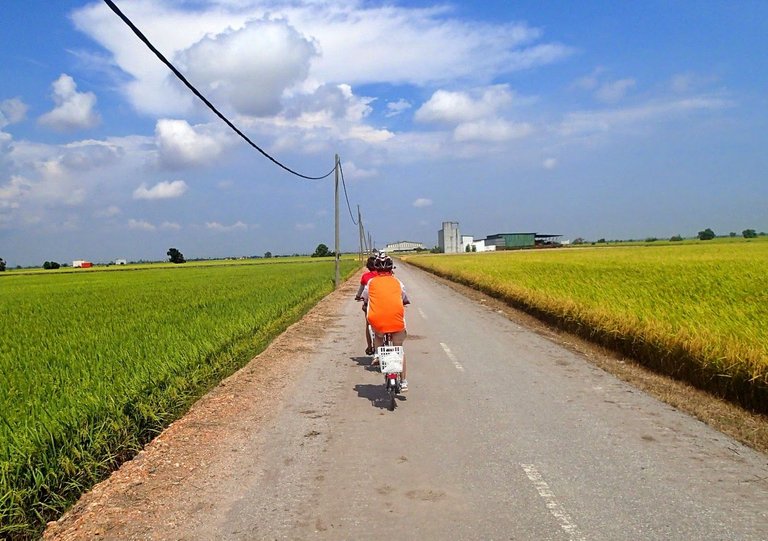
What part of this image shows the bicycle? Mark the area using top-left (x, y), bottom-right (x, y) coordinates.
top-left (375, 332), bottom-right (405, 411)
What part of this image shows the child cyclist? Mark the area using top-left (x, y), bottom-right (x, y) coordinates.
top-left (354, 255), bottom-right (378, 355)
top-left (361, 253), bottom-right (411, 391)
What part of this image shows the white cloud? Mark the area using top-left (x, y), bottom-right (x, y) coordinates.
top-left (160, 221), bottom-right (181, 230)
top-left (179, 19), bottom-right (317, 117)
top-left (386, 99), bottom-right (412, 117)
top-left (155, 119), bottom-right (225, 169)
top-left (128, 218), bottom-right (156, 231)
top-left (205, 221), bottom-right (248, 232)
top-left (72, 1), bottom-right (572, 118)
top-left (38, 74), bottom-right (100, 131)
top-left (543, 158), bottom-right (558, 170)
top-left (413, 198), bottom-right (432, 208)
top-left (453, 119), bottom-right (532, 142)
top-left (558, 96), bottom-right (734, 136)
top-left (295, 222), bottom-right (315, 231)
top-left (596, 78), bottom-right (636, 103)
top-left (340, 161), bottom-right (377, 180)
top-left (133, 180), bottom-right (188, 200)
top-left (0, 98), bottom-right (28, 128)
top-left (415, 86), bottom-right (514, 125)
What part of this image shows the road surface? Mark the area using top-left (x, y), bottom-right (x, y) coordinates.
top-left (47, 262), bottom-right (768, 540)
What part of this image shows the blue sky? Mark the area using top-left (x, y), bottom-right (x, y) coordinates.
top-left (1, 0), bottom-right (766, 266)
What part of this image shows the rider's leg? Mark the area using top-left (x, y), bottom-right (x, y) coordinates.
top-left (392, 329), bottom-right (407, 380)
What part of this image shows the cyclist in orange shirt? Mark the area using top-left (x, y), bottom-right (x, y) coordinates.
top-left (362, 253), bottom-right (411, 391)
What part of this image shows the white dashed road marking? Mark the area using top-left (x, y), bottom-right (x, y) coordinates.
top-left (521, 464), bottom-right (586, 541)
top-left (440, 342), bottom-right (465, 372)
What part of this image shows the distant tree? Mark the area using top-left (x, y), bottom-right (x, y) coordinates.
top-left (311, 243), bottom-right (331, 257)
top-left (572, 237), bottom-right (586, 245)
top-left (670, 235), bottom-right (683, 242)
top-left (729, 232), bottom-right (737, 238)
top-left (697, 228), bottom-right (716, 241)
top-left (43, 261), bottom-right (60, 270)
top-left (645, 237), bottom-right (658, 242)
top-left (264, 251), bottom-right (273, 258)
top-left (167, 248), bottom-right (186, 264)
top-left (742, 229), bottom-right (757, 239)
top-left (0, 257), bottom-right (5, 272)
top-left (465, 244), bottom-right (471, 252)
top-left (471, 245), bottom-right (477, 252)
top-left (597, 238), bottom-right (606, 243)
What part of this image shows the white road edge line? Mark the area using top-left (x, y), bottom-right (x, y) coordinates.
top-left (520, 464), bottom-right (586, 541)
top-left (440, 342), bottom-right (465, 372)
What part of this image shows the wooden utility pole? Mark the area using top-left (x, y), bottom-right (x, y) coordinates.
top-left (334, 154), bottom-right (340, 289)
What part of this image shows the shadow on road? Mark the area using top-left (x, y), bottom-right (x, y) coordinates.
top-left (354, 384), bottom-right (406, 409)
top-left (349, 356), bottom-right (380, 372)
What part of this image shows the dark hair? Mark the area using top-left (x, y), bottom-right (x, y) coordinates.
top-left (366, 256), bottom-right (376, 270)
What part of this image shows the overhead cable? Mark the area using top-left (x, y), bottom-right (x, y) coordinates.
top-left (338, 160), bottom-right (358, 226)
top-left (102, 0), bottom-right (335, 181)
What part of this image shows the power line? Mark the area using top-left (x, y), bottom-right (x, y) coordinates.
top-left (338, 160), bottom-right (358, 226)
top-left (102, 0), bottom-right (335, 181)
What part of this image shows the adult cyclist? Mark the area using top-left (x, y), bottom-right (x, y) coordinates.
top-left (362, 253), bottom-right (411, 391)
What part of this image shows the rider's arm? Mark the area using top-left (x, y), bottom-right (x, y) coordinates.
top-left (399, 279), bottom-right (410, 305)
top-left (354, 282), bottom-right (365, 300)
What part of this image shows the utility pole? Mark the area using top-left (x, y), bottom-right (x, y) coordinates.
top-left (334, 154), bottom-right (340, 289)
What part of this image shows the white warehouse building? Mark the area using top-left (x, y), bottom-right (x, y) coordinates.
top-left (385, 240), bottom-right (426, 252)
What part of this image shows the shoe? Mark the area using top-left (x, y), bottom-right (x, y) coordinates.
top-left (400, 379), bottom-right (408, 392)
top-left (365, 346), bottom-right (375, 356)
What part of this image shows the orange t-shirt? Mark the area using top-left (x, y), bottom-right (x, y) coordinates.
top-left (365, 274), bottom-right (406, 333)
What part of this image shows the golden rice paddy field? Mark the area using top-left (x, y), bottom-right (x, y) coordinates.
top-left (404, 239), bottom-right (768, 412)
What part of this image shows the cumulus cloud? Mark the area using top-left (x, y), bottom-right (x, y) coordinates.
top-left (72, 1), bottom-right (572, 118)
top-left (413, 198), bottom-right (432, 208)
top-left (0, 98), bottom-right (28, 128)
top-left (133, 180), bottom-right (188, 200)
top-left (206, 221), bottom-right (248, 232)
top-left (160, 221), bottom-right (181, 230)
top-left (38, 74), bottom-right (100, 131)
top-left (178, 19), bottom-right (317, 117)
top-left (128, 218), bottom-right (156, 231)
top-left (415, 86), bottom-right (514, 125)
top-left (155, 119), bottom-right (225, 169)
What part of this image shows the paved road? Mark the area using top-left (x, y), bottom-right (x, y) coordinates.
top-left (144, 262), bottom-right (768, 540)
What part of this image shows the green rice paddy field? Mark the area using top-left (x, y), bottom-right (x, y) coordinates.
top-left (0, 257), bottom-right (357, 539)
top-left (404, 239), bottom-right (768, 412)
